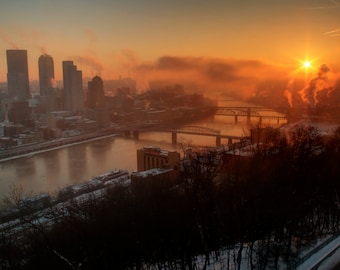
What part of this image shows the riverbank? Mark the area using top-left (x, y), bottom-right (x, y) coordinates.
top-left (0, 131), bottom-right (118, 163)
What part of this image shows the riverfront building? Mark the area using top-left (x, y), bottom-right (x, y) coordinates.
top-left (6, 49), bottom-right (30, 101)
top-left (136, 146), bottom-right (180, 172)
top-left (62, 61), bottom-right (83, 113)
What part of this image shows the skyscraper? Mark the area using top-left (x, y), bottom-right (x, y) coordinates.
top-left (62, 61), bottom-right (83, 113)
top-left (6, 49), bottom-right (30, 101)
top-left (86, 75), bottom-right (105, 108)
top-left (38, 54), bottom-right (55, 96)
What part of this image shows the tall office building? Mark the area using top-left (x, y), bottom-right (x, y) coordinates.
top-left (38, 54), bottom-right (55, 96)
top-left (6, 49), bottom-right (30, 101)
top-left (62, 61), bottom-right (83, 113)
top-left (86, 75), bottom-right (105, 108)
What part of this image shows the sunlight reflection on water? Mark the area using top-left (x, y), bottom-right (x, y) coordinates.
top-left (0, 100), bottom-right (286, 199)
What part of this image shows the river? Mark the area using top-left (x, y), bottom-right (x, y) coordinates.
top-left (0, 99), bottom-right (286, 199)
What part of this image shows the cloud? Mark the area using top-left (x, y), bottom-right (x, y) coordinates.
top-left (324, 27), bottom-right (340, 38)
top-left (133, 55), bottom-right (289, 99)
top-left (306, 0), bottom-right (340, 10)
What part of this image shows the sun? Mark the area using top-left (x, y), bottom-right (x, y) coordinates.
top-left (303, 61), bottom-right (311, 69)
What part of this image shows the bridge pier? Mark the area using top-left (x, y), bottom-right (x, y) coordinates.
top-left (234, 115), bottom-right (238, 124)
top-left (247, 108), bottom-right (251, 124)
top-left (172, 131), bottom-right (177, 144)
top-left (228, 138), bottom-right (233, 145)
top-left (124, 130), bottom-right (130, 138)
top-left (133, 130), bottom-right (139, 140)
top-left (216, 135), bottom-right (221, 147)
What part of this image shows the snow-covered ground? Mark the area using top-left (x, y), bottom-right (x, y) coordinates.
top-left (297, 235), bottom-right (340, 270)
top-left (319, 246), bottom-right (340, 269)
top-left (0, 170), bottom-right (131, 237)
top-left (145, 235), bottom-right (340, 270)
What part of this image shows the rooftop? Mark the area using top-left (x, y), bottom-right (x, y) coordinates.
top-left (132, 168), bottom-right (173, 178)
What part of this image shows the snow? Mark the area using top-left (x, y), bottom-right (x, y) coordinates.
top-left (297, 235), bottom-right (340, 270)
top-left (141, 235), bottom-right (340, 270)
top-left (319, 246), bottom-right (340, 269)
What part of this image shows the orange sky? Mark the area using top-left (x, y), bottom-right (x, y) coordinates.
top-left (1, 0), bottom-right (340, 89)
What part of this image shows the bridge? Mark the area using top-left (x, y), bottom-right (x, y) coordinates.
top-left (216, 106), bottom-right (287, 124)
top-left (122, 125), bottom-right (245, 147)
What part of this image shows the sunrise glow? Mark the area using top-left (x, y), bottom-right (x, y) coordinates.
top-left (303, 61), bottom-right (311, 69)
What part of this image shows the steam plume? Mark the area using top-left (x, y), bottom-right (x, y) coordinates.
top-left (40, 46), bottom-right (47, 55)
top-left (299, 64), bottom-right (334, 108)
top-left (284, 78), bottom-right (294, 108)
top-left (0, 28), bottom-right (18, 49)
top-left (71, 55), bottom-right (103, 76)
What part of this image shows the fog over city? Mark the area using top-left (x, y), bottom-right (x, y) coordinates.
top-left (0, 0), bottom-right (340, 269)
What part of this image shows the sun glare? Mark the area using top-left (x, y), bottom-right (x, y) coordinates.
top-left (303, 61), bottom-right (311, 69)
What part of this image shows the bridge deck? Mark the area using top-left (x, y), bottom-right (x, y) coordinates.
top-left (216, 106), bottom-right (287, 119)
top-left (136, 126), bottom-right (245, 140)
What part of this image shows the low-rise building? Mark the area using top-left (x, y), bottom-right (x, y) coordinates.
top-left (133, 146), bottom-right (181, 194)
top-left (131, 168), bottom-right (180, 195)
top-left (136, 146), bottom-right (180, 172)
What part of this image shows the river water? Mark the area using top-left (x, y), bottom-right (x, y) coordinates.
top-left (0, 99), bottom-right (286, 199)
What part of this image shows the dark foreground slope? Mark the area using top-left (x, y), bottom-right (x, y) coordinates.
top-left (1, 124), bottom-right (340, 269)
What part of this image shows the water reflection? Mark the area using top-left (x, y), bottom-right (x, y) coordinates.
top-left (0, 101), bottom-right (287, 199)
top-left (67, 145), bottom-right (87, 184)
top-left (88, 137), bottom-right (113, 166)
top-left (15, 157), bottom-right (36, 178)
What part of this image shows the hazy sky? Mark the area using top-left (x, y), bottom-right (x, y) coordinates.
top-left (1, 0), bottom-right (340, 85)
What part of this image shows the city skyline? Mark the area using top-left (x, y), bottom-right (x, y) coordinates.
top-left (1, 0), bottom-right (340, 89)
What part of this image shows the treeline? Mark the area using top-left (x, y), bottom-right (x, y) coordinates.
top-left (0, 123), bottom-right (340, 269)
